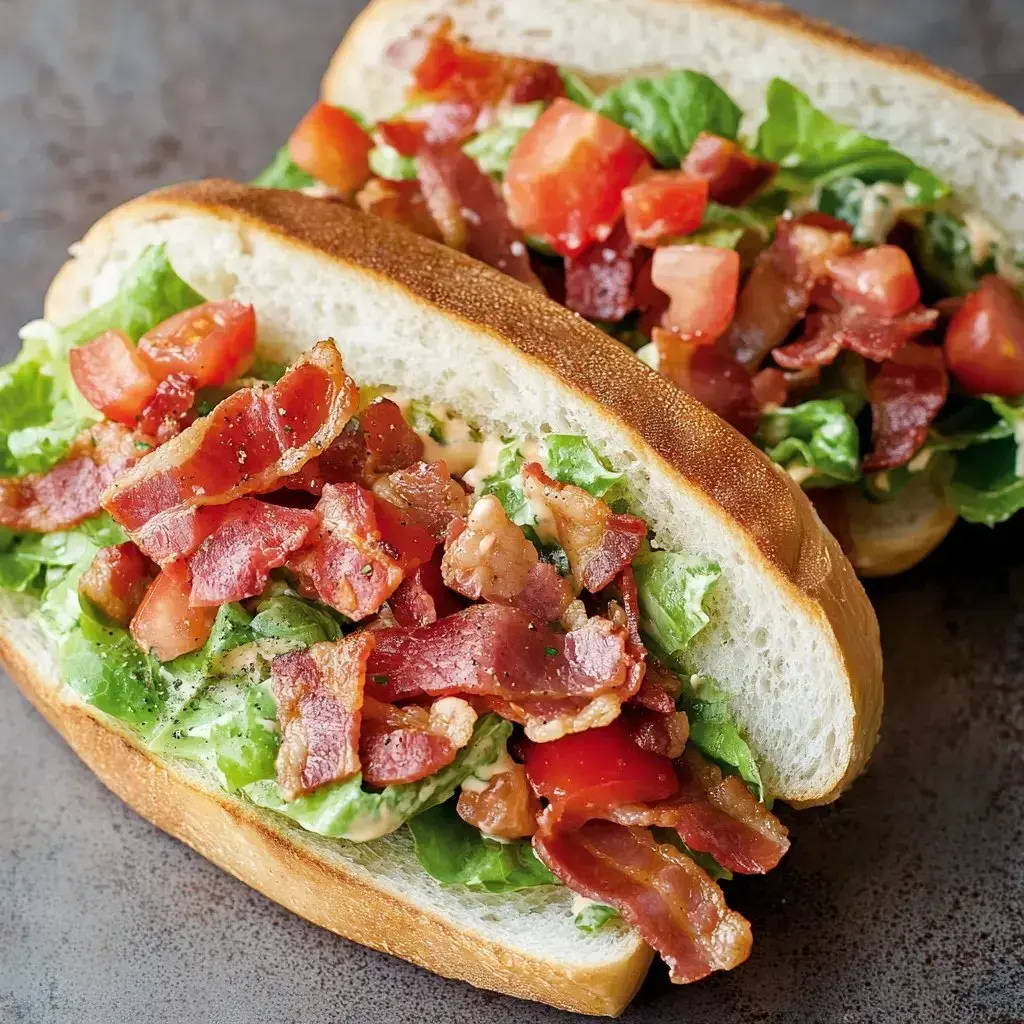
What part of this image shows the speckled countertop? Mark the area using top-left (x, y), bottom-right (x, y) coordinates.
top-left (1, 2), bottom-right (1022, 1021)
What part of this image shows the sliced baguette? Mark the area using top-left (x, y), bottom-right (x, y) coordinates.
top-left (6, 181), bottom-right (881, 1013)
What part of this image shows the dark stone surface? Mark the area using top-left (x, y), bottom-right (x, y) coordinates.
top-left (1, 2), bottom-right (1022, 1021)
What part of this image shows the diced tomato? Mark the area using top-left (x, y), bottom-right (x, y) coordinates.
top-left (622, 172), bottom-right (709, 247)
top-left (651, 246), bottom-right (740, 343)
top-left (504, 98), bottom-right (650, 257)
top-left (69, 330), bottom-right (159, 424)
top-left (79, 542), bottom-right (157, 626)
top-left (944, 275), bottom-right (1024, 396)
top-left (523, 718), bottom-right (677, 809)
top-left (138, 300), bottom-right (256, 388)
top-left (682, 133), bottom-right (777, 206)
top-left (827, 245), bottom-right (921, 318)
top-left (289, 101), bottom-right (373, 195)
top-left (129, 571), bottom-right (217, 662)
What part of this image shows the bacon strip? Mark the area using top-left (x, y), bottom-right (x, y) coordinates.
top-left (0, 422), bottom-right (138, 533)
top-left (272, 633), bottom-right (375, 800)
top-left (372, 460), bottom-right (469, 541)
top-left (137, 373), bottom-right (197, 444)
top-left (104, 341), bottom-right (358, 531)
top-left (534, 818), bottom-right (752, 983)
top-left (355, 178), bottom-right (445, 242)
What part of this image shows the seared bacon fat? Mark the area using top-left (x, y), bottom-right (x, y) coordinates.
top-left (272, 633), bottom-right (375, 800)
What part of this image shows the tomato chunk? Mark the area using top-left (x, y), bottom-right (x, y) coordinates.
top-left (130, 571), bottom-right (216, 662)
top-left (827, 245), bottom-right (921, 318)
top-left (945, 275), bottom-right (1024, 396)
top-left (623, 172), bottom-right (709, 246)
top-left (651, 245), bottom-right (740, 343)
top-left (138, 300), bottom-right (256, 389)
top-left (289, 101), bottom-right (373, 195)
top-left (79, 542), bottom-right (157, 626)
top-left (682, 132), bottom-right (777, 206)
top-left (504, 98), bottom-right (650, 257)
top-left (69, 330), bottom-right (159, 424)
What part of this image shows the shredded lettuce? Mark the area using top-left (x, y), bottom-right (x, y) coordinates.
top-left (632, 550), bottom-right (720, 659)
top-left (252, 146), bottom-right (316, 190)
top-left (463, 102), bottom-right (544, 177)
top-left (757, 399), bottom-right (861, 487)
top-left (368, 144), bottom-right (418, 181)
top-left (409, 800), bottom-right (557, 892)
top-left (574, 903), bottom-right (621, 932)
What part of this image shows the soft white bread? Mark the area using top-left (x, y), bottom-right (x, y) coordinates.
top-left (3, 182), bottom-right (881, 1013)
top-left (325, 0), bottom-right (1024, 238)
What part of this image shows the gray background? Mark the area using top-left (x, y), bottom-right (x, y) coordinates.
top-left (1, 2), bottom-right (1022, 1021)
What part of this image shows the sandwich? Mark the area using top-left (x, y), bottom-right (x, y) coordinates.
top-left (255, 0), bottom-right (1024, 578)
top-left (0, 181), bottom-right (880, 1015)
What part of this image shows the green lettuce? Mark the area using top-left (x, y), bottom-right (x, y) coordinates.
top-left (368, 144), bottom-right (418, 181)
top-left (560, 71), bottom-right (598, 108)
top-left (632, 550), bottom-right (720, 658)
top-left (479, 441), bottom-right (532, 525)
top-left (542, 434), bottom-right (623, 498)
top-left (409, 800), bottom-right (557, 892)
top-left (575, 903), bottom-right (621, 932)
top-left (252, 146), bottom-right (316, 190)
top-left (757, 399), bottom-right (860, 487)
top-left (916, 211), bottom-right (994, 297)
top-left (248, 593), bottom-right (347, 647)
top-left (463, 103), bottom-right (544, 177)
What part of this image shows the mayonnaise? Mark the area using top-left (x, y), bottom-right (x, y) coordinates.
top-left (459, 747), bottom-right (515, 794)
top-left (342, 807), bottom-right (405, 842)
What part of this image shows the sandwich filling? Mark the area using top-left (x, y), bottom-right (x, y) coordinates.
top-left (0, 245), bottom-right (789, 983)
top-left (257, 17), bottom-right (1024, 541)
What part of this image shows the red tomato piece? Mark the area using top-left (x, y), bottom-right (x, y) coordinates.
top-left (289, 101), bottom-right (373, 195)
top-left (129, 571), bottom-right (217, 662)
top-left (651, 245), bottom-right (740, 343)
top-left (69, 330), bottom-right (159, 424)
top-left (827, 245), bottom-right (921, 318)
top-left (138, 300), bottom-right (256, 389)
top-left (79, 542), bottom-right (157, 626)
top-left (945, 275), bottom-right (1024, 396)
top-left (622, 172), bottom-right (709, 247)
top-left (504, 98), bottom-right (650, 257)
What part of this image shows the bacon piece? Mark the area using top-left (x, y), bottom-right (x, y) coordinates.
top-left (288, 483), bottom-right (436, 621)
top-left (682, 133), bottom-right (777, 206)
top-left (722, 216), bottom-right (854, 370)
top-left (372, 460), bottom-right (469, 540)
top-left (366, 603), bottom-right (630, 703)
top-left (442, 495), bottom-right (574, 622)
top-left (534, 819), bottom-right (752, 983)
top-left (862, 342), bottom-right (949, 471)
top-left (563, 220), bottom-right (646, 321)
top-left (519, 463), bottom-right (646, 593)
top-left (416, 146), bottom-right (542, 288)
top-left (486, 690), bottom-right (626, 744)
top-left (631, 662), bottom-right (682, 714)
top-left (104, 341), bottom-right (358, 531)
top-left (457, 759), bottom-right (541, 839)
top-left (272, 633), bottom-right (375, 800)
top-left (282, 419), bottom-right (370, 495)
top-left (136, 373), bottom-right (197, 444)
top-left (78, 542), bottom-right (157, 626)
top-left (360, 398), bottom-right (425, 478)
top-left (773, 304), bottom-right (939, 370)
top-left (359, 694), bottom-right (476, 786)
top-left (388, 554), bottom-right (464, 627)
top-left (0, 422), bottom-right (138, 534)
top-left (355, 177), bottom-right (444, 241)
top-left (187, 500), bottom-right (320, 606)
top-left (623, 708), bottom-right (690, 759)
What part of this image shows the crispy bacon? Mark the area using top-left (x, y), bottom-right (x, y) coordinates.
top-left (534, 818), bottom-right (752, 982)
top-left (283, 419), bottom-right (369, 495)
top-left (631, 662), bottom-right (682, 714)
top-left (0, 421), bottom-right (138, 533)
top-left (288, 483), bottom-right (435, 621)
top-left (623, 708), bottom-right (690, 759)
top-left (388, 554), bottom-right (464, 626)
top-left (366, 603), bottom-right (630, 704)
top-left (272, 633), bottom-right (375, 800)
top-left (78, 542), bottom-right (157, 626)
top-left (372, 460), bottom-right (469, 540)
top-left (682, 133), bottom-right (777, 206)
top-left (862, 342), bottom-right (949, 471)
top-left (519, 463), bottom-right (646, 592)
top-left (355, 177), bottom-right (444, 241)
top-left (136, 373), bottom-right (197, 444)
top-left (187, 500), bottom-right (320, 606)
top-left (563, 220), bottom-right (646, 321)
top-left (360, 398), bottom-right (425, 478)
top-left (486, 690), bottom-right (626, 743)
top-left (457, 759), bottom-right (541, 839)
top-left (104, 341), bottom-right (358, 531)
top-left (442, 495), bottom-right (574, 622)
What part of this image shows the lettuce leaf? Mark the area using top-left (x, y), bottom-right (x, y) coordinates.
top-left (542, 434), bottom-right (623, 498)
top-left (632, 551), bottom-right (720, 658)
top-left (463, 102), bottom-right (544, 177)
top-left (946, 435), bottom-right (1024, 526)
top-left (757, 399), bottom-right (860, 487)
top-left (252, 146), bottom-right (316, 190)
top-left (479, 441), bottom-right (532, 525)
top-left (248, 593), bottom-right (347, 647)
top-left (368, 144), bottom-right (418, 181)
top-left (916, 211), bottom-right (994, 297)
top-left (575, 903), bottom-right (621, 932)
top-left (409, 800), bottom-right (557, 892)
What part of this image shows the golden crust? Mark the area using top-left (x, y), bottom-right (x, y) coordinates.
top-left (0, 624), bottom-right (653, 1016)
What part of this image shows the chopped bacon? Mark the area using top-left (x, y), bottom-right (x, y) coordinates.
top-left (862, 342), bottom-right (949, 472)
top-left (372, 460), bottom-right (469, 540)
top-left (534, 819), bottom-right (752, 983)
top-left (457, 759), bottom-right (541, 839)
top-left (519, 463), bottom-right (646, 592)
top-left (359, 694), bottom-right (476, 786)
top-left (187, 500), bottom-right (320, 606)
top-left (682, 133), bottom-right (777, 206)
top-left (623, 708), bottom-right (690, 759)
top-left (132, 502), bottom-right (231, 574)
top-left (631, 662), bottom-right (682, 714)
top-left (366, 603), bottom-right (630, 704)
top-left (442, 495), bottom-right (574, 622)
top-left (283, 420), bottom-right (370, 495)
top-left (104, 341), bottom-right (358, 531)
top-left (360, 398), bottom-right (425, 478)
top-left (416, 146), bottom-right (542, 288)
top-left (78, 542), bottom-right (157, 626)
top-left (377, 104), bottom-right (476, 152)
top-left (355, 178), bottom-right (444, 242)
top-left (772, 304), bottom-right (939, 370)
top-left (288, 483), bottom-right (435, 621)
top-left (486, 690), bottom-right (626, 743)
top-left (136, 373), bottom-right (197, 444)
top-left (388, 554), bottom-right (465, 627)
top-left (272, 633), bottom-right (375, 800)
top-left (130, 570), bottom-right (217, 662)
top-left (0, 422), bottom-right (138, 533)
top-left (563, 220), bottom-right (646, 321)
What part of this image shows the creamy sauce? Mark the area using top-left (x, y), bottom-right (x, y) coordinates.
top-left (459, 747), bottom-right (515, 794)
top-left (571, 894), bottom-right (601, 916)
top-left (462, 436), bottom-right (505, 491)
top-left (213, 637), bottom-right (299, 678)
top-left (635, 342), bottom-right (659, 371)
top-left (342, 807), bottom-right (405, 842)
top-left (907, 447), bottom-right (934, 474)
top-left (855, 182), bottom-right (912, 245)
